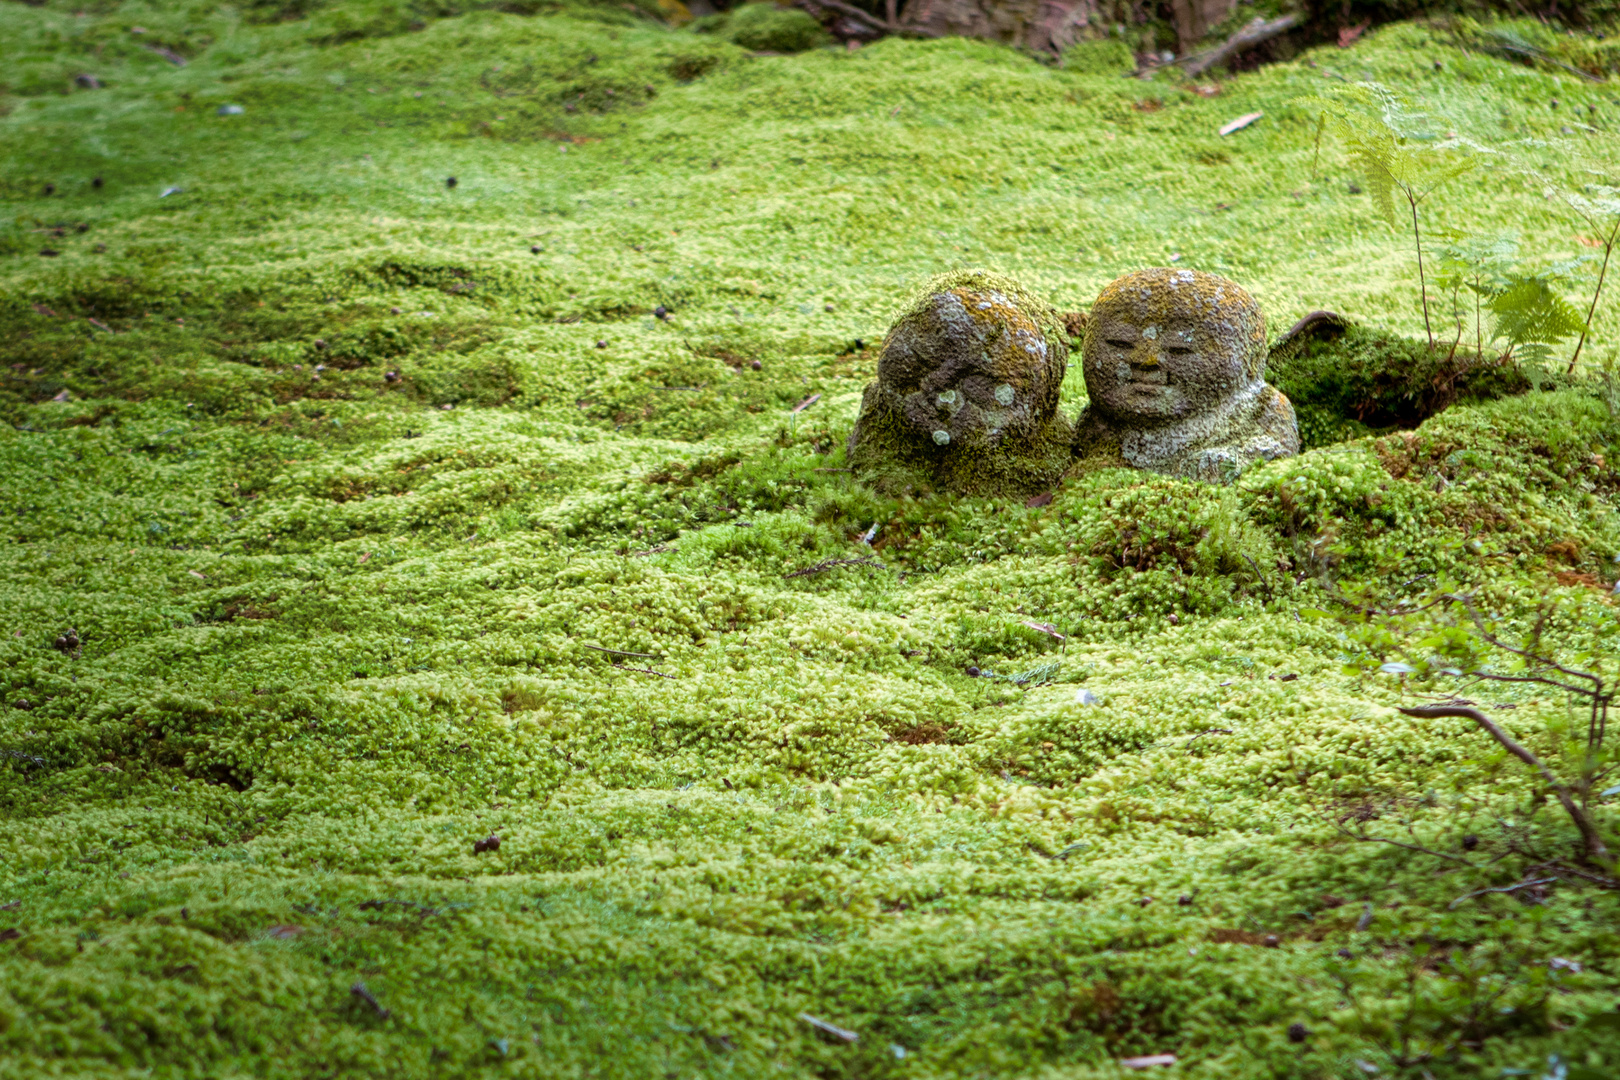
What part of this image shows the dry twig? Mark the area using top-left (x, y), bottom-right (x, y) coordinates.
top-left (784, 556), bottom-right (886, 579)
top-left (614, 664), bottom-right (674, 679)
top-left (1180, 14), bottom-right (1301, 78)
top-left (582, 644), bottom-right (660, 659)
top-left (1448, 876), bottom-right (1557, 910)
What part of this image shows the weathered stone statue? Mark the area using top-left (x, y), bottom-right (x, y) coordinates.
top-left (847, 269), bottom-right (1073, 496)
top-left (1072, 267), bottom-right (1299, 482)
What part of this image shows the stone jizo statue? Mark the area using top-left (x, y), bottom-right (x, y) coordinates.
top-left (846, 269), bottom-right (1073, 495)
top-left (1072, 267), bottom-right (1298, 482)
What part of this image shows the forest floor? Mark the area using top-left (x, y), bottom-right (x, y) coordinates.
top-left (2, 2), bottom-right (1619, 1077)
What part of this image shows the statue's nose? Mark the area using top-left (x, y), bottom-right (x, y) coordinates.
top-left (1133, 345), bottom-right (1160, 369)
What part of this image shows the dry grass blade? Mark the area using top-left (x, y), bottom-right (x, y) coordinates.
top-left (799, 1013), bottom-right (858, 1042)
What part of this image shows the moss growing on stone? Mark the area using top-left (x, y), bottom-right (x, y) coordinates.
top-left (847, 269), bottom-right (1074, 496)
top-left (1073, 267), bottom-right (1299, 483)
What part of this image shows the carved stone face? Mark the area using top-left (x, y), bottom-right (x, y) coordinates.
top-left (878, 287), bottom-right (1064, 450)
top-left (1082, 268), bottom-right (1266, 425)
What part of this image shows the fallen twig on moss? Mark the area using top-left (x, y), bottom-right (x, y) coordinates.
top-left (1448, 876), bottom-right (1556, 909)
top-left (613, 664), bottom-right (673, 679)
top-left (799, 1013), bottom-right (859, 1042)
top-left (1180, 14), bottom-right (1301, 78)
top-left (350, 982), bottom-right (390, 1019)
top-left (784, 556), bottom-right (886, 578)
top-left (358, 899), bottom-right (441, 916)
top-left (1471, 32), bottom-right (1603, 83)
top-left (582, 644), bottom-right (660, 659)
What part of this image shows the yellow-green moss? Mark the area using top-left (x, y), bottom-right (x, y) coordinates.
top-left (1, 5), bottom-right (1619, 1077)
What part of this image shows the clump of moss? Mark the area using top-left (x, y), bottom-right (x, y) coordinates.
top-left (1451, 16), bottom-right (1620, 80)
top-left (4, 7), bottom-right (1620, 1077)
top-left (1267, 318), bottom-right (1529, 449)
top-left (692, 2), bottom-right (829, 52)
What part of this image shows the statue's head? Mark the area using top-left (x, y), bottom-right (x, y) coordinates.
top-left (877, 270), bottom-right (1067, 451)
top-left (1082, 268), bottom-right (1266, 425)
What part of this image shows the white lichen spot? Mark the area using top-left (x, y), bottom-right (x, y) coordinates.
top-left (937, 389), bottom-right (958, 407)
top-left (994, 383), bottom-right (1015, 406)
top-left (1142, 325), bottom-right (1159, 340)
top-left (932, 429), bottom-right (951, 446)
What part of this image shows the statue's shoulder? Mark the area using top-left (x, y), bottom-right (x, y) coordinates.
top-left (1252, 382), bottom-right (1301, 455)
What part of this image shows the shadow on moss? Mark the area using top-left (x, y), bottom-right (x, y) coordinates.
top-left (1267, 312), bottom-right (1530, 449)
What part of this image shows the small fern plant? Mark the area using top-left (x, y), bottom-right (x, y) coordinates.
top-left (1487, 268), bottom-right (1589, 389)
top-left (1548, 181), bottom-right (1620, 373)
top-left (1292, 82), bottom-right (1482, 349)
top-left (1434, 230), bottom-right (1519, 361)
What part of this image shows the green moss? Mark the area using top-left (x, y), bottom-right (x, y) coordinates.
top-left (1268, 321), bottom-right (1531, 449)
top-left (709, 2), bottom-right (830, 53)
top-left (1, 6), bottom-right (1620, 1077)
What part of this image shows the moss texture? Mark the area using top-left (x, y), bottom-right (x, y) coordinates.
top-left (2, 3), bottom-right (1620, 1077)
top-left (1269, 320), bottom-right (1534, 448)
top-left (848, 269), bottom-right (1074, 496)
top-left (696, 2), bottom-right (831, 52)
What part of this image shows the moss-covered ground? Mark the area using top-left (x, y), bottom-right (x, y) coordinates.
top-left (3, 3), bottom-right (1620, 1076)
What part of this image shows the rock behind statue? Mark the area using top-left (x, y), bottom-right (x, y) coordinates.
top-left (847, 269), bottom-right (1073, 496)
top-left (1073, 267), bottom-right (1298, 482)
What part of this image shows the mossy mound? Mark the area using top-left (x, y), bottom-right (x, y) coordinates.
top-left (692, 2), bottom-right (830, 52)
top-left (1267, 318), bottom-right (1531, 449)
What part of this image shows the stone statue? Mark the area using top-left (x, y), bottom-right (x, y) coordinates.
top-left (846, 269), bottom-right (1073, 496)
top-left (1072, 267), bottom-right (1299, 482)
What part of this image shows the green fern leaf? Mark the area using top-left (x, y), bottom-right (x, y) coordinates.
top-left (1488, 275), bottom-right (1587, 352)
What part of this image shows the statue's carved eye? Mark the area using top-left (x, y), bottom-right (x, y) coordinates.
top-left (1105, 339), bottom-right (1133, 349)
top-left (1164, 345), bottom-right (1194, 356)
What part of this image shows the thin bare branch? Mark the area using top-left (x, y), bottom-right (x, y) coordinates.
top-left (613, 664), bottom-right (673, 679)
top-left (1336, 819), bottom-right (1479, 866)
top-left (1446, 594), bottom-right (1605, 693)
top-left (1399, 704), bottom-right (1611, 869)
top-left (582, 644), bottom-right (660, 659)
top-left (1448, 876), bottom-right (1557, 909)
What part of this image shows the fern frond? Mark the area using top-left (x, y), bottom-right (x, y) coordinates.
top-left (1488, 275), bottom-right (1588, 349)
top-left (1289, 83), bottom-right (1474, 224)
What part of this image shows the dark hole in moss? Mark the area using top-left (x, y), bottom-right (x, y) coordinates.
top-left (1268, 313), bottom-right (1529, 449)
